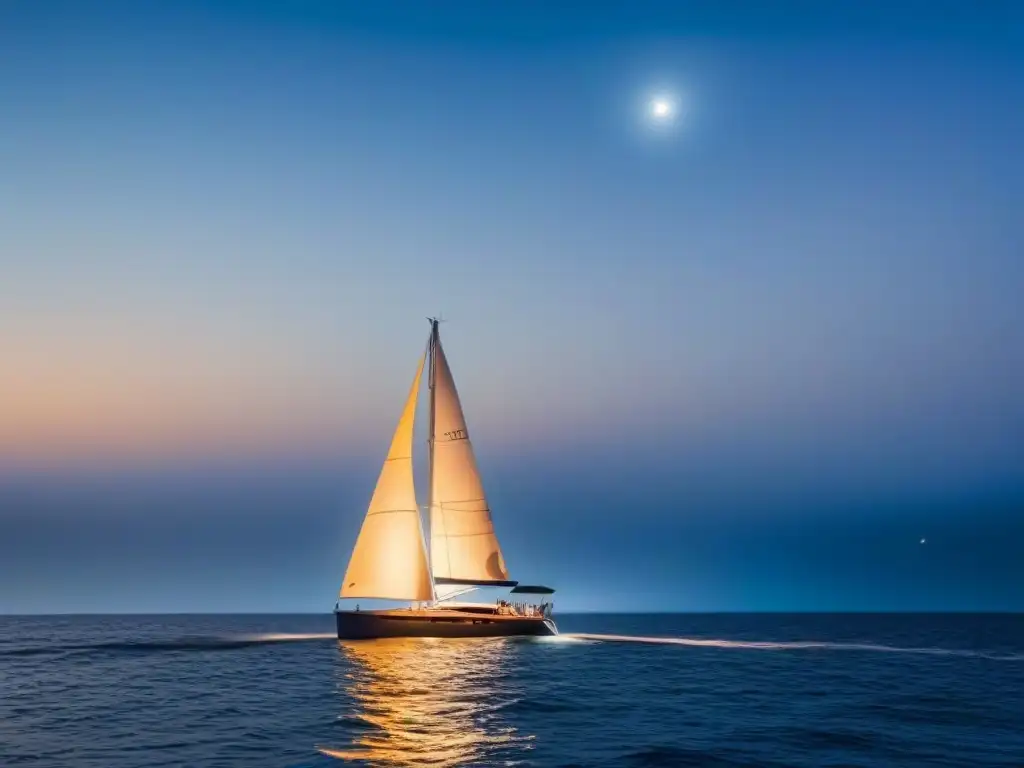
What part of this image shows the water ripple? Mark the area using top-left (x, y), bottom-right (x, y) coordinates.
top-left (2, 614), bottom-right (1023, 767)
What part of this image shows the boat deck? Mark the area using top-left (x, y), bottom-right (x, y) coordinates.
top-left (336, 606), bottom-right (558, 639)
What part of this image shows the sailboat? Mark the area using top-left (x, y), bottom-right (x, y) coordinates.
top-left (334, 319), bottom-right (558, 639)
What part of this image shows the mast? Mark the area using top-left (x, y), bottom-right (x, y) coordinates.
top-left (425, 317), bottom-right (440, 602)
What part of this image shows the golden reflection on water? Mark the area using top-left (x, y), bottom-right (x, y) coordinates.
top-left (319, 638), bottom-right (534, 766)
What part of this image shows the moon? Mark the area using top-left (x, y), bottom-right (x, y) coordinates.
top-left (651, 98), bottom-right (672, 119)
top-left (920, 538), bottom-right (927, 545)
top-left (643, 92), bottom-right (683, 131)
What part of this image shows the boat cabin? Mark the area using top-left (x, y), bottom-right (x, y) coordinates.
top-left (501, 585), bottom-right (555, 619)
top-left (432, 584), bottom-right (556, 619)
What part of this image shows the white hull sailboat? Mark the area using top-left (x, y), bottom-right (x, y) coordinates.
top-left (334, 319), bottom-right (558, 639)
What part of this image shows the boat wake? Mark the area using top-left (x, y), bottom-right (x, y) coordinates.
top-left (2, 633), bottom-right (337, 658)
top-left (561, 633), bottom-right (1024, 661)
top-left (237, 633), bottom-right (337, 643)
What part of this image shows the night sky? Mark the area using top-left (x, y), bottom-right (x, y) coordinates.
top-left (1, 1), bottom-right (1021, 613)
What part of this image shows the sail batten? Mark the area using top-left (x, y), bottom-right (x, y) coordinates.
top-left (428, 328), bottom-right (510, 584)
top-left (339, 353), bottom-right (433, 602)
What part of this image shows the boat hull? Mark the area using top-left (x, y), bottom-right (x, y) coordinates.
top-left (335, 609), bottom-right (558, 639)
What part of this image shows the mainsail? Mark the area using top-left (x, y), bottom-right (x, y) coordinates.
top-left (340, 353), bottom-right (434, 602)
top-left (428, 324), bottom-right (511, 585)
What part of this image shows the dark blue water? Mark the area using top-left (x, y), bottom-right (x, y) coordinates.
top-left (2, 614), bottom-right (1022, 767)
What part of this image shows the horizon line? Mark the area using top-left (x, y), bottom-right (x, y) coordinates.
top-left (3, 610), bottom-right (1022, 617)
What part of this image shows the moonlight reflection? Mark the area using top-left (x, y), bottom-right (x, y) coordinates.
top-left (318, 638), bottom-right (534, 766)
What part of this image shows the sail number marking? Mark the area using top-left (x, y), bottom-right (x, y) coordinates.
top-left (444, 429), bottom-right (467, 441)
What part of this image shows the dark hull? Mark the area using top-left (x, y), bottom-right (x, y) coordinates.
top-left (335, 609), bottom-right (558, 639)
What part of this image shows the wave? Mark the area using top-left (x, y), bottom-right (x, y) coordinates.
top-left (564, 633), bottom-right (1024, 661)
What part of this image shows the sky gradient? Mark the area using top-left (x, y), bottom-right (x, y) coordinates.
top-left (1, 1), bottom-right (1022, 612)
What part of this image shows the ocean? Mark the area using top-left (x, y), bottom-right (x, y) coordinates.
top-left (2, 613), bottom-right (1022, 767)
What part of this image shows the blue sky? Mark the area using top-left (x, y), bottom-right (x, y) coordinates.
top-left (1, 1), bottom-right (1021, 612)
